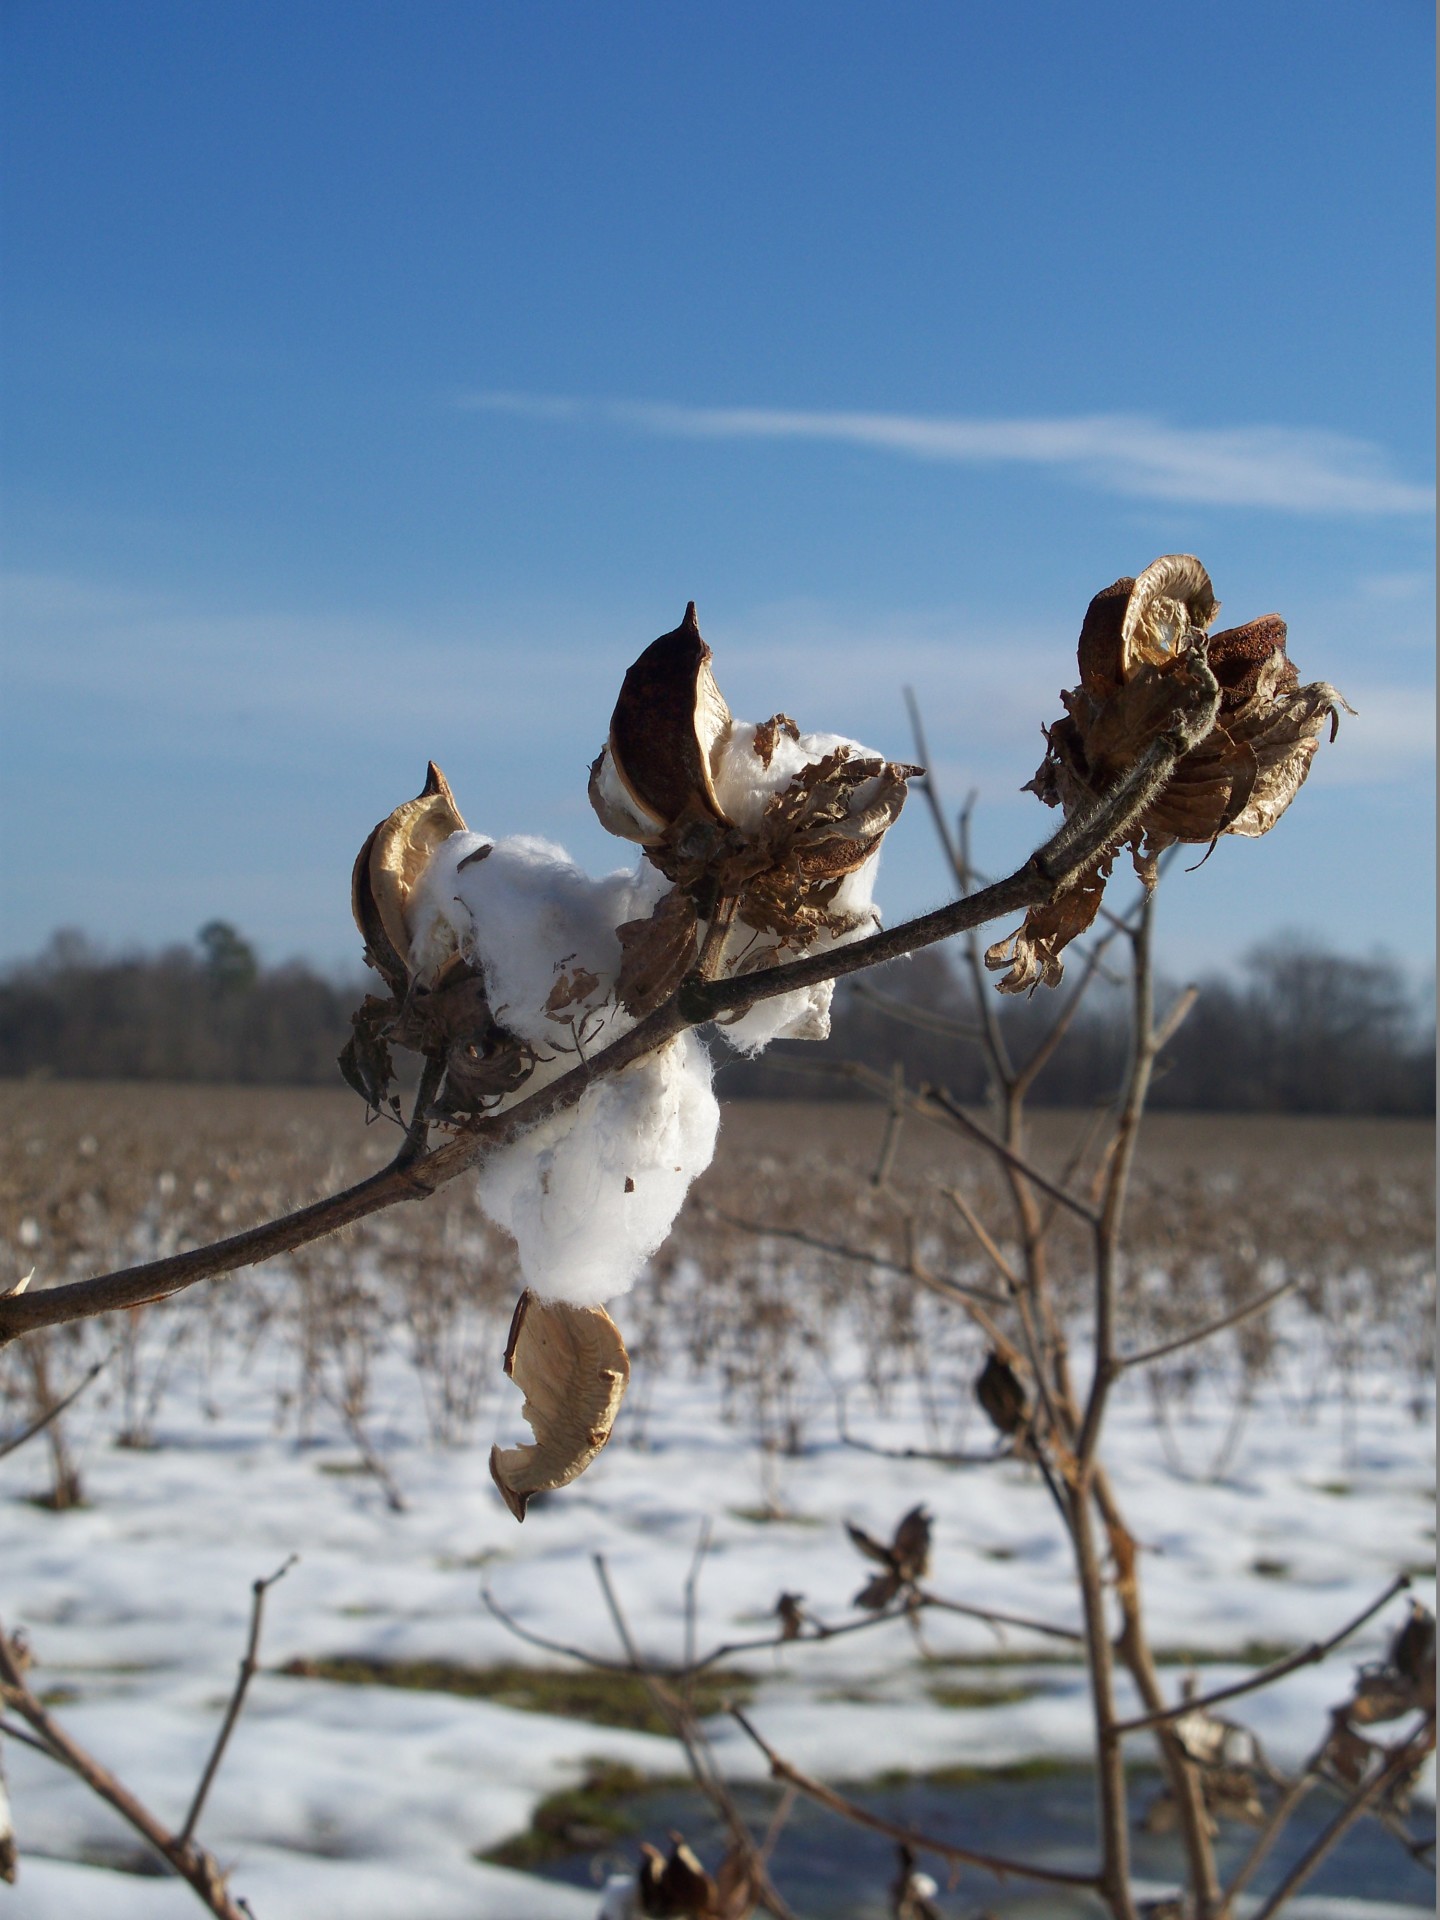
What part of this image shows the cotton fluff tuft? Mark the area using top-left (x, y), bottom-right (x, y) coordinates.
top-left (477, 1028), bottom-right (718, 1309)
top-left (405, 832), bottom-right (719, 1307)
top-left (707, 719), bottom-right (887, 1054)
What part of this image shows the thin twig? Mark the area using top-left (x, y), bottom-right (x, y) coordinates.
top-left (592, 1557), bottom-right (803, 1920)
top-left (0, 1358), bottom-right (106, 1462)
top-left (870, 1061), bottom-right (907, 1189)
top-left (701, 1205), bottom-right (1008, 1308)
top-left (178, 1554), bottom-right (297, 1847)
top-left (919, 1088), bottom-right (1099, 1226)
top-left (912, 1587), bottom-right (1083, 1644)
top-left (728, 1704), bottom-right (1100, 1889)
top-left (1115, 1575), bottom-right (1411, 1735)
top-left (1247, 1724), bottom-right (1436, 1920)
top-left (1119, 1277), bottom-right (1300, 1372)
top-left (850, 979), bottom-right (984, 1043)
top-left (941, 1187), bottom-right (1022, 1294)
top-left (682, 1519), bottom-right (713, 1690)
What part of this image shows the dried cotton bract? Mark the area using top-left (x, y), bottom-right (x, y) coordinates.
top-left (986, 555), bottom-right (1349, 993)
top-left (589, 602), bottom-right (920, 1049)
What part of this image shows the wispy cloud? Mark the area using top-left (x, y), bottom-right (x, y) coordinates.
top-left (460, 391), bottom-right (1435, 518)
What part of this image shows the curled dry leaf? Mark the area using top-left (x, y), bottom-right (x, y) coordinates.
top-left (488, 1290), bottom-right (630, 1521)
top-left (615, 885), bottom-right (702, 1018)
top-left (974, 1349), bottom-right (1030, 1438)
top-left (988, 556), bottom-right (1348, 993)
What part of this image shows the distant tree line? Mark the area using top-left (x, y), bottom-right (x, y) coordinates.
top-left (0, 926), bottom-right (360, 1087)
top-left (718, 937), bottom-right (1436, 1117)
top-left (0, 925), bottom-right (1432, 1115)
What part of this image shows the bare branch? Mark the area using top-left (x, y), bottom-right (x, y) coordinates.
top-left (0, 1358), bottom-right (106, 1462)
top-left (178, 1555), bottom-right (297, 1847)
top-left (912, 1586), bottom-right (1084, 1644)
top-left (1118, 1276), bottom-right (1300, 1372)
top-left (700, 1204), bottom-right (1009, 1309)
top-left (0, 1623), bottom-right (248, 1917)
top-left (1247, 1722), bottom-right (1436, 1920)
top-left (919, 1088), bottom-right (1100, 1226)
top-left (728, 1704), bottom-right (1100, 1890)
top-left (849, 979), bottom-right (984, 1043)
top-left (1115, 1575), bottom-right (1412, 1736)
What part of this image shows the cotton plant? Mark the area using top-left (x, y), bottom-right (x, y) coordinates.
top-left (342, 603), bottom-right (919, 1515)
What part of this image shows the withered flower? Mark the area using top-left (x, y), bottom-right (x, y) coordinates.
top-left (846, 1504), bottom-right (932, 1610)
top-left (591, 603), bottom-right (919, 1023)
top-left (986, 555), bottom-right (1349, 994)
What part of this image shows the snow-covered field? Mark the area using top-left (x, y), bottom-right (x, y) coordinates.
top-left (0, 1096), bottom-right (1433, 1917)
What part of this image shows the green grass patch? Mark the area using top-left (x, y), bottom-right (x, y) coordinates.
top-left (1250, 1558), bottom-right (1291, 1580)
top-left (479, 1761), bottom-right (665, 1870)
top-left (1154, 1638), bottom-right (1297, 1667)
top-left (725, 1504), bottom-right (822, 1527)
top-left (279, 1655), bottom-right (753, 1733)
top-left (927, 1678), bottom-right (1040, 1709)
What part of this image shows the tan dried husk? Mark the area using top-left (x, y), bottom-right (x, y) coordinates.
top-left (351, 762), bottom-right (467, 992)
top-left (343, 764), bottom-right (540, 1122)
top-left (589, 602), bottom-right (733, 843)
top-left (488, 1291), bottom-right (631, 1521)
top-left (987, 557), bottom-right (1349, 994)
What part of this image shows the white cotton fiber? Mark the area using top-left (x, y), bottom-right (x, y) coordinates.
top-left (707, 723), bottom-right (887, 1054)
top-left (405, 831), bottom-right (716, 1307)
top-left (476, 1029), bottom-right (719, 1308)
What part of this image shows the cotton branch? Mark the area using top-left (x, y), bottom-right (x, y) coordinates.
top-left (177, 1555), bottom-right (297, 1847)
top-left (0, 694), bottom-right (1217, 1348)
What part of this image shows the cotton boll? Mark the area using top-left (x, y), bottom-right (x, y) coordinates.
top-left (714, 839), bottom-right (884, 1055)
top-left (408, 831), bottom-right (664, 1053)
top-left (710, 721), bottom-right (858, 830)
top-left (476, 1030), bottom-right (719, 1307)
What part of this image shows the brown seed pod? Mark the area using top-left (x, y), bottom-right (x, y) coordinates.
top-left (351, 762), bottom-right (466, 987)
top-left (989, 556), bottom-right (1346, 994)
top-left (488, 1291), bottom-right (630, 1521)
top-left (589, 602), bottom-right (733, 843)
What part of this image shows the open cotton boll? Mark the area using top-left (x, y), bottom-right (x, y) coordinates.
top-left (404, 828), bottom-right (716, 1306)
top-left (408, 830), bottom-right (664, 1053)
top-left (476, 1029), bottom-right (719, 1307)
top-left (709, 720), bottom-right (859, 829)
top-left (708, 721), bottom-right (888, 1053)
top-left (716, 848), bottom-right (882, 1054)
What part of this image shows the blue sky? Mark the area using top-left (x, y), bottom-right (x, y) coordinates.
top-left (2, 1), bottom-right (1433, 987)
